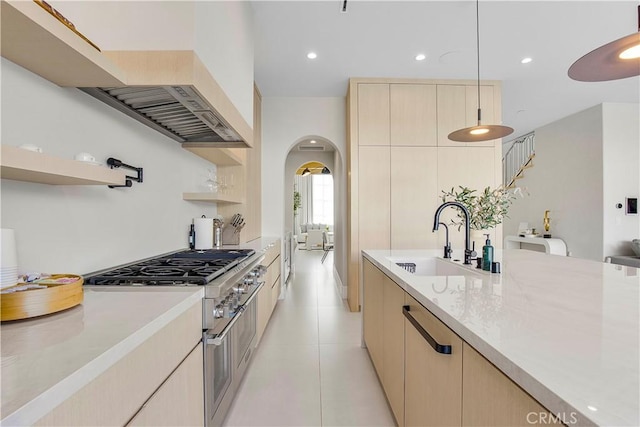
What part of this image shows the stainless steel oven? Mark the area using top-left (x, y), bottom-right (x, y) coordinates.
top-left (203, 329), bottom-right (231, 419)
top-left (84, 248), bottom-right (266, 427)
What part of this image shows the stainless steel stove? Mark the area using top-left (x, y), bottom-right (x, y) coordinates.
top-left (84, 247), bottom-right (267, 427)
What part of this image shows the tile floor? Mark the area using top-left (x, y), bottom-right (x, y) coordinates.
top-left (224, 249), bottom-right (395, 427)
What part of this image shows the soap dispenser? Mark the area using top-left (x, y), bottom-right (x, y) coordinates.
top-left (482, 234), bottom-right (494, 271)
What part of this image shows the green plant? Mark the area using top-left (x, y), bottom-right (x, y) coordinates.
top-left (293, 191), bottom-right (301, 213)
top-left (441, 185), bottom-right (515, 231)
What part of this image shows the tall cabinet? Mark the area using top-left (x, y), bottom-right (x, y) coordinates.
top-left (347, 78), bottom-right (504, 311)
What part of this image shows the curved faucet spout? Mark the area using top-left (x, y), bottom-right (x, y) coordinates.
top-left (432, 201), bottom-right (473, 264)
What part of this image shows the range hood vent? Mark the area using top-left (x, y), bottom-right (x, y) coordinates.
top-left (77, 51), bottom-right (253, 148)
top-left (80, 85), bottom-right (241, 144)
top-left (299, 145), bottom-right (325, 151)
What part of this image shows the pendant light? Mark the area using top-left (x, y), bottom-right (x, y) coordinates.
top-left (321, 166), bottom-right (331, 174)
top-left (448, 0), bottom-right (513, 143)
top-left (301, 168), bottom-right (311, 176)
top-left (568, 6), bottom-right (640, 82)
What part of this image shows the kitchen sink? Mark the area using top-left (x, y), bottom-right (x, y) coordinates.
top-left (388, 256), bottom-right (485, 277)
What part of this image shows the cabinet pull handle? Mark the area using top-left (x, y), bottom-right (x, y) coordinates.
top-left (403, 305), bottom-right (452, 355)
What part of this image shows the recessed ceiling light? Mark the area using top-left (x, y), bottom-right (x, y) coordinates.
top-left (415, 54), bottom-right (426, 61)
top-left (587, 406), bottom-right (598, 412)
top-left (307, 52), bottom-right (317, 59)
top-left (521, 57), bottom-right (533, 64)
top-left (310, 140), bottom-right (317, 144)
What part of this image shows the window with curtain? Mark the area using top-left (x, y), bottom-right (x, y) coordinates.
top-left (312, 174), bottom-right (333, 225)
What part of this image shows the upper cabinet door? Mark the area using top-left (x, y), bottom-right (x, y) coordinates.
top-left (465, 85), bottom-right (498, 147)
top-left (437, 85), bottom-right (467, 147)
top-left (390, 84), bottom-right (437, 146)
top-left (358, 84), bottom-right (390, 146)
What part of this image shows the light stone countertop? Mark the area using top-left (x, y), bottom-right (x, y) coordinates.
top-left (1, 286), bottom-right (204, 426)
top-left (0, 237), bottom-right (279, 426)
top-left (363, 249), bottom-right (639, 427)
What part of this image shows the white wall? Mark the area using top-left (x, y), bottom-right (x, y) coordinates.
top-left (505, 104), bottom-right (604, 261)
top-left (261, 97), bottom-right (346, 285)
top-left (505, 103), bottom-right (640, 261)
top-left (194, 1), bottom-right (254, 125)
top-left (1, 59), bottom-right (218, 273)
top-left (602, 103), bottom-right (640, 256)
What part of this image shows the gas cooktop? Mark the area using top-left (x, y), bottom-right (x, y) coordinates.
top-left (86, 249), bottom-right (255, 286)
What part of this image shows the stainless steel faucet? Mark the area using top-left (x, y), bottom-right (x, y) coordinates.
top-left (432, 202), bottom-right (476, 265)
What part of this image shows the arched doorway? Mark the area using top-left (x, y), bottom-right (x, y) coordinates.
top-left (293, 161), bottom-right (334, 253)
top-left (283, 136), bottom-right (344, 297)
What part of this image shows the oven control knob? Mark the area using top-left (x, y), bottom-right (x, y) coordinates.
top-left (234, 283), bottom-right (248, 294)
top-left (213, 304), bottom-right (224, 319)
top-left (243, 277), bottom-right (254, 286)
top-left (258, 265), bottom-right (267, 275)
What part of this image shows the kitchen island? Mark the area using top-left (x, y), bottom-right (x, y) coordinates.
top-left (363, 249), bottom-right (639, 427)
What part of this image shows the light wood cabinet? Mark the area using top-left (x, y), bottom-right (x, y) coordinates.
top-left (358, 84), bottom-right (390, 146)
top-left (127, 343), bottom-right (204, 427)
top-left (404, 295), bottom-right (463, 427)
top-left (391, 147), bottom-right (439, 249)
top-left (438, 85), bottom-right (498, 147)
top-left (437, 85), bottom-right (467, 147)
top-left (390, 84), bottom-right (437, 146)
top-left (35, 302), bottom-right (202, 426)
top-left (256, 240), bottom-right (281, 344)
top-left (363, 258), bottom-right (384, 375)
top-left (363, 260), bottom-right (560, 427)
top-left (359, 146), bottom-right (391, 251)
top-left (347, 78), bottom-right (503, 313)
top-left (436, 147), bottom-right (500, 250)
top-left (382, 275), bottom-right (405, 426)
top-left (462, 343), bottom-right (561, 426)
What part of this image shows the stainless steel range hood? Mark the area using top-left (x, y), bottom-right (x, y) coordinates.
top-left (79, 51), bottom-right (253, 148)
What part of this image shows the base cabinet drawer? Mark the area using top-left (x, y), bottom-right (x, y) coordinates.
top-left (462, 344), bottom-right (562, 426)
top-left (404, 295), bottom-right (462, 427)
top-left (127, 343), bottom-right (204, 427)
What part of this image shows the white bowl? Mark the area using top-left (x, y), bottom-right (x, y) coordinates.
top-left (631, 239), bottom-right (640, 257)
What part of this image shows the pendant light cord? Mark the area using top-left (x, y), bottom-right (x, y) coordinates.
top-left (476, 0), bottom-right (482, 124)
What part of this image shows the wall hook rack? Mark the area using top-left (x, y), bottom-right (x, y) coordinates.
top-left (106, 157), bottom-right (143, 189)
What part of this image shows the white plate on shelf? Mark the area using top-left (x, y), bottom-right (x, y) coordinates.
top-left (520, 234), bottom-right (540, 238)
top-left (78, 160), bottom-right (102, 166)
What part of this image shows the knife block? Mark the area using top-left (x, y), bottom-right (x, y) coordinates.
top-left (221, 225), bottom-right (240, 245)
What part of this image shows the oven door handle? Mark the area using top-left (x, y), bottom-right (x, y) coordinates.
top-left (205, 281), bottom-right (265, 346)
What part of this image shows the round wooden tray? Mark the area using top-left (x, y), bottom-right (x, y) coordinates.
top-left (1, 274), bottom-right (84, 322)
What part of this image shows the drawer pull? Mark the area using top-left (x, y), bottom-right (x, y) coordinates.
top-left (403, 305), bottom-right (452, 355)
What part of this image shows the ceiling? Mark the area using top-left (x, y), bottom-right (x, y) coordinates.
top-left (250, 1), bottom-right (640, 141)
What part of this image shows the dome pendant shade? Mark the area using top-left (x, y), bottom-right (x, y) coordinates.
top-left (568, 31), bottom-right (640, 81)
top-left (301, 168), bottom-right (311, 176)
top-left (447, 0), bottom-right (513, 143)
top-left (448, 123), bottom-right (514, 142)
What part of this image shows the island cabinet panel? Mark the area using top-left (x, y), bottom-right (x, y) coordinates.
top-left (391, 147), bottom-right (439, 249)
top-left (127, 343), bottom-right (204, 427)
top-left (358, 83), bottom-right (390, 146)
top-left (404, 295), bottom-right (463, 427)
top-left (363, 258), bottom-right (385, 375)
top-left (257, 240), bottom-right (281, 343)
top-left (390, 84), bottom-right (437, 146)
top-left (382, 276), bottom-right (406, 426)
top-left (462, 343), bottom-right (562, 426)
